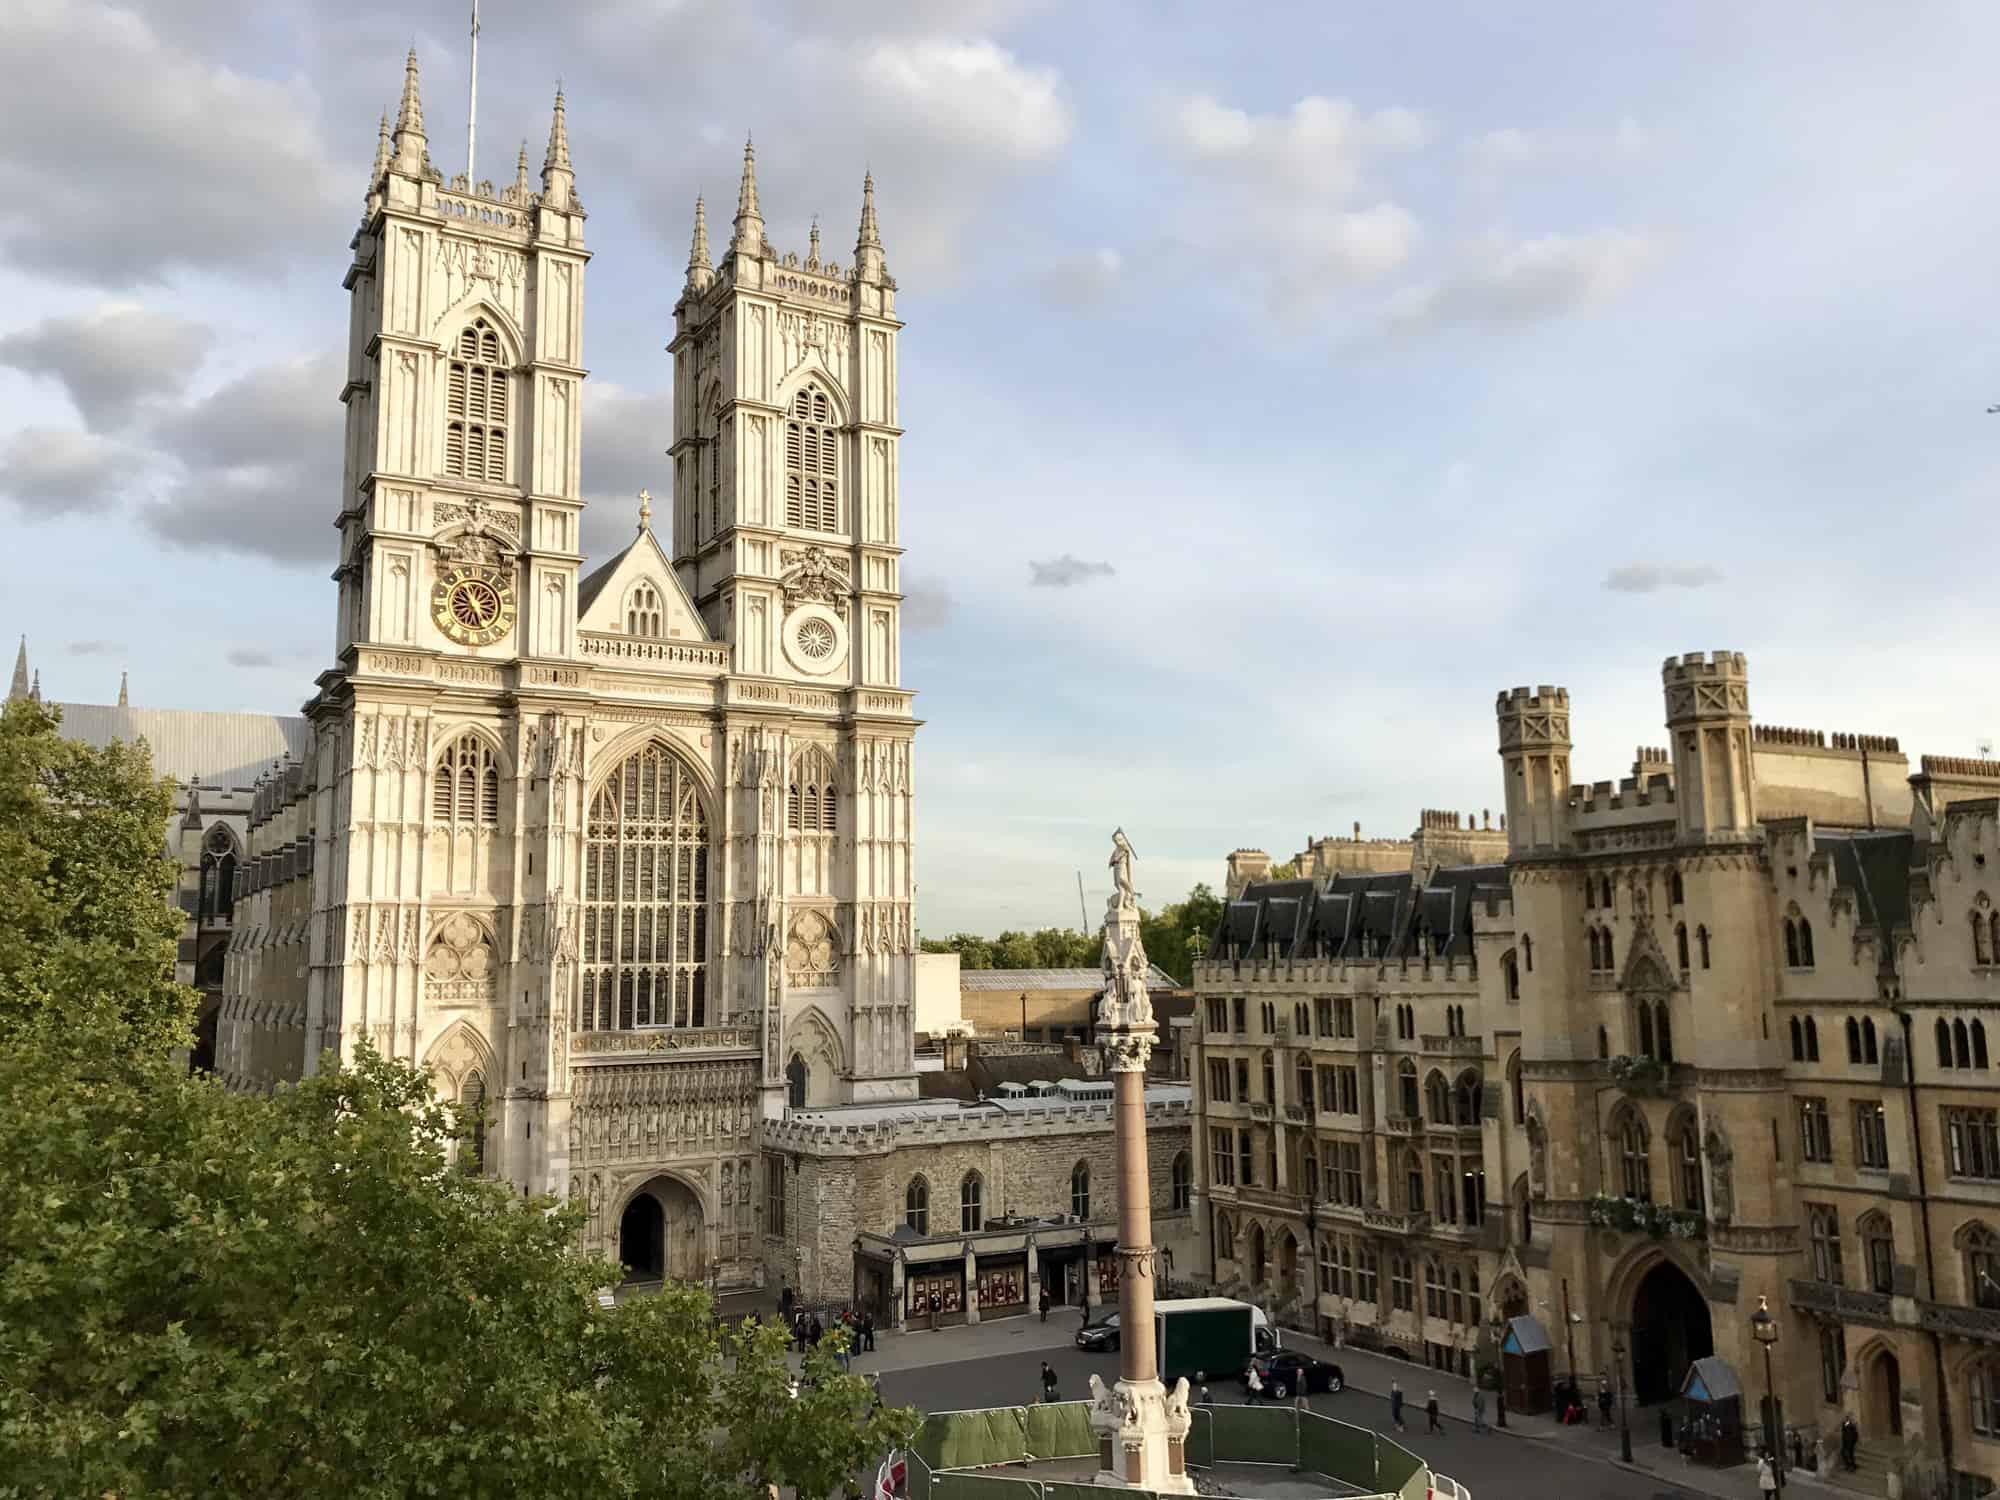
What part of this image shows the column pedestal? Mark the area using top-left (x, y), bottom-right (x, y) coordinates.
top-left (1089, 1376), bottom-right (1195, 1494)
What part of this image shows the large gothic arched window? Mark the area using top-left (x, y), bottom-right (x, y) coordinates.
top-left (445, 318), bottom-right (509, 483)
top-left (581, 744), bottom-right (709, 1032)
top-left (784, 385), bottom-right (839, 532)
top-left (198, 824), bottom-right (239, 921)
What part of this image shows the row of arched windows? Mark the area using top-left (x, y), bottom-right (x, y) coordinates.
top-left (1420, 1067), bottom-right (1483, 1127)
top-left (1442, 1004), bottom-right (1468, 1038)
top-left (1634, 998), bottom-right (1673, 1061)
top-left (1608, 1106), bottom-right (1704, 1212)
top-left (905, 1163), bottom-right (1115, 1235)
top-left (1940, 1017), bottom-right (1992, 1071)
top-left (625, 583), bottom-right (665, 638)
top-left (1587, 926), bottom-right (1616, 973)
top-left (1393, 1003), bottom-right (1415, 1040)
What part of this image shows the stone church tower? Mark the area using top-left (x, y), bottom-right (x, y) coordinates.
top-left (218, 52), bottom-right (918, 1292)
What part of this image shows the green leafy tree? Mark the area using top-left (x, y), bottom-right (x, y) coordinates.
top-left (0, 698), bottom-right (193, 1054)
top-left (919, 932), bottom-right (994, 969)
top-left (0, 1036), bottom-right (916, 1498)
top-left (991, 929), bottom-right (1040, 970)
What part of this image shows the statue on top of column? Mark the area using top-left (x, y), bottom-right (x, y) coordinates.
top-left (1109, 827), bottom-right (1137, 911)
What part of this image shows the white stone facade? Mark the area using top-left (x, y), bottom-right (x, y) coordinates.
top-left (215, 55), bottom-right (917, 1292)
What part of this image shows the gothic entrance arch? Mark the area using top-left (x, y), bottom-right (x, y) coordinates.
top-left (1863, 1347), bottom-right (1903, 1440)
top-left (1628, 1258), bottom-right (1713, 1404)
top-left (617, 1176), bottom-right (707, 1283)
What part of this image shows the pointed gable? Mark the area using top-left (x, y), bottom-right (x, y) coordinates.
top-left (576, 526), bottom-right (709, 644)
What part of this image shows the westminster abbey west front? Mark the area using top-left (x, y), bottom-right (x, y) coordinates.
top-left (215, 53), bottom-right (919, 1293)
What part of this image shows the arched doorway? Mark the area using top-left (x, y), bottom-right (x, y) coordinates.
top-left (1629, 1258), bottom-right (1714, 1404)
top-left (786, 1052), bottom-right (808, 1108)
top-left (617, 1176), bottom-right (707, 1283)
top-left (1865, 1348), bottom-right (1903, 1439)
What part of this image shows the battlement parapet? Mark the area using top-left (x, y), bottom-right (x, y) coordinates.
top-left (1752, 724), bottom-right (1903, 756)
top-left (1924, 756), bottom-right (2000, 781)
top-left (1635, 745), bottom-right (1671, 766)
top-left (1497, 685), bottom-right (1569, 711)
top-left (763, 1096), bottom-right (1193, 1157)
top-left (1662, 650), bottom-right (1748, 682)
top-left (1566, 773), bottom-right (1677, 823)
top-left (1419, 809), bottom-right (1498, 832)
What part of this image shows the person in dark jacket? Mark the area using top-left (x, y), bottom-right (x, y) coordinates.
top-left (1041, 1362), bottom-right (1060, 1402)
top-left (808, 1315), bottom-right (824, 1348)
top-left (1425, 1391), bottom-right (1442, 1434)
top-left (1389, 1381), bottom-right (1406, 1432)
top-left (1841, 1414), bottom-right (1860, 1471)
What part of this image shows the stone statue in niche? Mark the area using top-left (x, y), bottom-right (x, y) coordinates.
top-left (1705, 1125), bottom-right (1734, 1222)
top-left (1526, 1107), bottom-right (1548, 1195)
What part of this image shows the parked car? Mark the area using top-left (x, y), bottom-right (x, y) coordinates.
top-left (1240, 1350), bottom-right (1344, 1398)
top-left (1075, 1313), bottom-right (1122, 1352)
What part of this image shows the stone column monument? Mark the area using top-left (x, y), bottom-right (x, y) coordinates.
top-left (1087, 830), bottom-right (1194, 1494)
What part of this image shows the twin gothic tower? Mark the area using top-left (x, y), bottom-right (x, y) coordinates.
top-left (229, 52), bottom-right (919, 1284)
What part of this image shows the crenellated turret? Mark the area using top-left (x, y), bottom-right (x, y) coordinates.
top-left (1495, 684), bottom-right (1571, 856)
top-left (1663, 649), bottom-right (1757, 841)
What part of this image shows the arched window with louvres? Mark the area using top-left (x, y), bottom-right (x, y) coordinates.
top-left (784, 385), bottom-right (840, 532)
top-left (431, 733), bottom-right (500, 828)
top-left (444, 318), bottom-right (509, 483)
top-left (785, 745), bottom-right (838, 833)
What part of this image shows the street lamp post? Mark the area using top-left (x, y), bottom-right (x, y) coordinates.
top-left (1611, 1332), bottom-right (1633, 1463)
top-left (1488, 1311), bottom-right (1508, 1429)
top-left (1751, 1294), bottom-right (1785, 1492)
top-left (1302, 1194), bottom-right (1320, 1336)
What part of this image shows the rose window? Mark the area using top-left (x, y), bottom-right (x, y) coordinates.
top-left (796, 618), bottom-right (837, 660)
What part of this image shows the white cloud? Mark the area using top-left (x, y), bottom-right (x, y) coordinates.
top-left (1602, 562), bottom-right (1724, 593)
top-left (1160, 90), bottom-right (1428, 303)
top-left (0, 0), bottom-right (348, 285)
top-left (0, 302), bottom-right (214, 429)
top-left (1037, 246), bottom-right (1123, 307)
top-left (1464, 118), bottom-right (1651, 172)
top-left (851, 39), bottom-right (1070, 159)
top-left (0, 427), bottom-right (135, 517)
top-left (1385, 229), bottom-right (1665, 335)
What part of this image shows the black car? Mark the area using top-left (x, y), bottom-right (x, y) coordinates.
top-left (1241, 1350), bottom-right (1344, 1398)
top-left (1075, 1313), bottom-right (1122, 1352)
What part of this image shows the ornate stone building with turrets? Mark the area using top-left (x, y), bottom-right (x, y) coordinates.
top-left (1196, 649), bottom-right (2000, 1495)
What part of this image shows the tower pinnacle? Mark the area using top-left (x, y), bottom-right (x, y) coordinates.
top-left (369, 111), bottom-right (391, 194)
top-left (686, 195), bottom-right (714, 292)
top-left (854, 170), bottom-right (885, 282)
top-left (7, 635), bottom-right (26, 702)
top-left (808, 214), bottom-right (821, 269)
top-left (731, 135), bottom-right (764, 255)
top-left (390, 48), bottom-right (428, 175)
top-left (117, 670), bottom-right (128, 708)
top-left (541, 85), bottom-right (576, 211)
top-left (512, 139), bottom-right (531, 203)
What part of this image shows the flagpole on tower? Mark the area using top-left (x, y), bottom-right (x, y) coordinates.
top-left (466, 0), bottom-right (481, 183)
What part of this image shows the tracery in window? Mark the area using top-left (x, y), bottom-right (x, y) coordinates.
top-left (579, 744), bottom-right (709, 1032)
top-left (625, 582), bottom-right (665, 637)
top-left (784, 384), bottom-right (840, 532)
top-left (1616, 1107), bottom-right (1651, 1200)
top-left (198, 824), bottom-right (239, 921)
top-left (445, 318), bottom-right (509, 483)
top-left (432, 733), bottom-right (500, 826)
top-left (786, 745), bottom-right (839, 833)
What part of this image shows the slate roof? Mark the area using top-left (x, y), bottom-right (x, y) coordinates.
top-left (54, 703), bottom-right (308, 789)
top-left (1815, 828), bottom-right (1916, 974)
top-left (919, 1050), bottom-right (1096, 1102)
top-left (1215, 863), bottom-right (1508, 963)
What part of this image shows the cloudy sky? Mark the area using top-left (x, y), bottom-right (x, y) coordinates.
top-left (3, 0), bottom-right (1998, 934)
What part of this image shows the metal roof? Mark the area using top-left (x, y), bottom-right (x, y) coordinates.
top-left (958, 966), bottom-right (1178, 991)
top-left (54, 702), bottom-right (308, 789)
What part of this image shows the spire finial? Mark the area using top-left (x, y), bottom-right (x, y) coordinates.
top-left (370, 110), bottom-right (391, 187)
top-left (687, 195), bottom-right (714, 290)
top-left (391, 47), bottom-right (428, 174)
top-left (540, 83), bottom-right (576, 211)
top-left (512, 139), bottom-right (531, 202)
top-left (117, 670), bottom-right (128, 708)
top-left (7, 635), bottom-right (27, 703)
top-left (854, 169), bottom-right (885, 282)
top-left (637, 489), bottom-right (653, 532)
top-left (28, 670), bottom-right (40, 704)
top-left (731, 134), bottom-right (764, 255)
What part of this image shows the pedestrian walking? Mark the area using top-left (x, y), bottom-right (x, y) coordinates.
top-left (1246, 1366), bottom-right (1265, 1404)
top-left (1041, 1361), bottom-right (1060, 1403)
top-left (808, 1315), bottom-right (824, 1349)
top-left (1841, 1414), bottom-right (1860, 1471)
top-left (1471, 1386), bottom-right (1487, 1433)
top-left (1757, 1455), bottom-right (1778, 1496)
top-left (793, 1311), bottom-right (808, 1352)
top-left (870, 1371), bottom-right (884, 1408)
top-left (1389, 1380), bottom-right (1406, 1432)
top-left (779, 1284), bottom-right (795, 1324)
top-left (1597, 1377), bottom-right (1614, 1429)
top-left (1039, 1287), bottom-right (1051, 1323)
top-left (1426, 1391), bottom-right (1441, 1434)
top-left (930, 1292), bottom-right (942, 1324)
top-left (862, 1310), bottom-right (876, 1352)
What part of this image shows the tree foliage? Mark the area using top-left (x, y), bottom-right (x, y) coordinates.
top-left (0, 696), bottom-right (915, 1498)
top-left (0, 1037), bottom-right (916, 1498)
top-left (0, 698), bottom-right (194, 1053)
top-left (918, 884), bottom-right (1225, 985)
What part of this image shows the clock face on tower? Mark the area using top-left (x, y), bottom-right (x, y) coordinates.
top-left (432, 561), bottom-right (517, 647)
